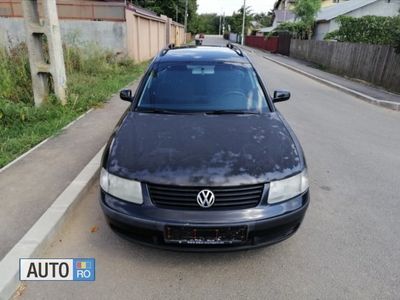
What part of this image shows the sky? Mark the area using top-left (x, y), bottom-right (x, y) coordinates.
top-left (197, 0), bottom-right (276, 16)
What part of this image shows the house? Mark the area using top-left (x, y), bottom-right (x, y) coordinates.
top-left (257, 0), bottom-right (347, 34)
top-left (249, 20), bottom-right (262, 35)
top-left (321, 0), bottom-right (350, 8)
top-left (272, 0), bottom-right (349, 25)
top-left (256, 0), bottom-right (296, 34)
top-left (274, 0), bottom-right (350, 10)
top-left (272, 0), bottom-right (296, 27)
top-left (315, 0), bottom-right (400, 40)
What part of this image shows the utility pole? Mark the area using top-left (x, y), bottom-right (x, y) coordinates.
top-left (22, 0), bottom-right (67, 106)
top-left (219, 14), bottom-right (222, 35)
top-left (241, 0), bottom-right (246, 45)
top-left (283, 0), bottom-right (287, 22)
top-left (185, 0), bottom-right (188, 43)
top-left (222, 12), bottom-right (225, 35)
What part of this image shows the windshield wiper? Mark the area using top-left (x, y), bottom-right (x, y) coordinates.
top-left (136, 108), bottom-right (183, 114)
top-left (136, 109), bottom-right (260, 115)
top-left (204, 110), bottom-right (260, 115)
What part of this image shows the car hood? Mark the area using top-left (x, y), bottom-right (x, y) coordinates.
top-left (107, 112), bottom-right (303, 186)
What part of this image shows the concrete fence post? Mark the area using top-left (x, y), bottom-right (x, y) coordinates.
top-left (43, 0), bottom-right (67, 105)
top-left (22, 0), bottom-right (67, 106)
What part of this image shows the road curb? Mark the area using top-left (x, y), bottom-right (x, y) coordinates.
top-left (261, 55), bottom-right (400, 111)
top-left (0, 146), bottom-right (104, 300)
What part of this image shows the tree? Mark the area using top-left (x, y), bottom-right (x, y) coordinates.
top-left (253, 12), bottom-right (273, 27)
top-left (270, 21), bottom-right (308, 39)
top-left (226, 6), bottom-right (253, 34)
top-left (134, 0), bottom-right (198, 26)
top-left (293, 0), bottom-right (321, 39)
top-left (189, 14), bottom-right (220, 34)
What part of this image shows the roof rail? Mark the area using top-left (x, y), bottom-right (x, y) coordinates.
top-left (161, 44), bottom-right (199, 56)
top-left (160, 44), bottom-right (176, 56)
top-left (226, 43), bottom-right (243, 57)
top-left (160, 48), bottom-right (169, 56)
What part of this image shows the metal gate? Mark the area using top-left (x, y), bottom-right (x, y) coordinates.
top-left (277, 32), bottom-right (291, 56)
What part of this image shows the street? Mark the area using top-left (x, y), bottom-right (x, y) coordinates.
top-left (19, 36), bottom-right (400, 299)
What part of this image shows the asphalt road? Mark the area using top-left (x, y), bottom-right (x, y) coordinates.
top-left (19, 36), bottom-right (400, 300)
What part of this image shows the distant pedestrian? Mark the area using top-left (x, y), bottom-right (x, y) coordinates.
top-left (195, 33), bottom-right (204, 45)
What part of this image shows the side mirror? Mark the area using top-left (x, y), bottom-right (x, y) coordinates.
top-left (120, 89), bottom-right (133, 102)
top-left (273, 90), bottom-right (291, 103)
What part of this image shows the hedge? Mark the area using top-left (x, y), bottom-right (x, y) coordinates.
top-left (269, 21), bottom-right (309, 39)
top-left (325, 15), bottom-right (400, 53)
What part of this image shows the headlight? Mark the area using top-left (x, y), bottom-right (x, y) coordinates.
top-left (268, 169), bottom-right (309, 204)
top-left (100, 168), bottom-right (143, 204)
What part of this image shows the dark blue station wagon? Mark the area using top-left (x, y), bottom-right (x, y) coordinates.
top-left (99, 45), bottom-right (309, 251)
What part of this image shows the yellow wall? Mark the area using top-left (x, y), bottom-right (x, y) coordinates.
top-left (126, 10), bottom-right (185, 62)
top-left (126, 11), bottom-right (167, 62)
top-left (321, 0), bottom-right (345, 8)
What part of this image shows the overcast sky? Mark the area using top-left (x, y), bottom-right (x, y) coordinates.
top-left (197, 0), bottom-right (276, 15)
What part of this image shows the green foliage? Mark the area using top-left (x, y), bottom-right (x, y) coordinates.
top-left (270, 0), bottom-right (319, 39)
top-left (323, 30), bottom-right (338, 40)
top-left (270, 21), bottom-right (309, 39)
top-left (0, 44), bottom-right (147, 167)
top-left (226, 5), bottom-right (253, 34)
top-left (293, 0), bottom-right (321, 25)
top-left (393, 28), bottom-right (400, 53)
top-left (190, 14), bottom-right (220, 34)
top-left (253, 12), bottom-right (273, 27)
top-left (133, 0), bottom-right (198, 30)
top-left (0, 45), bottom-right (32, 103)
top-left (133, 0), bottom-right (204, 34)
top-left (324, 15), bottom-right (400, 53)
top-left (292, 0), bottom-right (321, 38)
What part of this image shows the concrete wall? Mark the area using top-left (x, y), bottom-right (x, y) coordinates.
top-left (125, 11), bottom-right (185, 62)
top-left (229, 33), bottom-right (239, 43)
top-left (314, 22), bottom-right (331, 41)
top-left (170, 22), bottom-right (185, 46)
top-left (0, 0), bottom-right (126, 20)
top-left (290, 39), bottom-right (400, 93)
top-left (0, 17), bottom-right (24, 47)
top-left (61, 20), bottom-right (126, 53)
top-left (125, 9), bottom-right (167, 62)
top-left (315, 0), bottom-right (400, 40)
top-left (1, 12), bottom-right (185, 62)
top-left (0, 17), bottom-right (126, 52)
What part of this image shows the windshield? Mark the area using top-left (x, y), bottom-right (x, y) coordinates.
top-left (136, 62), bottom-right (270, 113)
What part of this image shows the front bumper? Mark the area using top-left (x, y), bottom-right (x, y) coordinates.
top-left (100, 189), bottom-right (309, 251)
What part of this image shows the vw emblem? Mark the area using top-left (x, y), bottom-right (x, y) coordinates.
top-left (197, 190), bottom-right (215, 208)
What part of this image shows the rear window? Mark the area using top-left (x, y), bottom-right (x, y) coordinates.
top-left (136, 61), bottom-right (270, 113)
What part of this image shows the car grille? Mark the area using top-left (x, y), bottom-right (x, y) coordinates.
top-left (147, 183), bottom-right (264, 209)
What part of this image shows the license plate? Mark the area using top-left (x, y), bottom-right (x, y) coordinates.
top-left (164, 226), bottom-right (248, 245)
